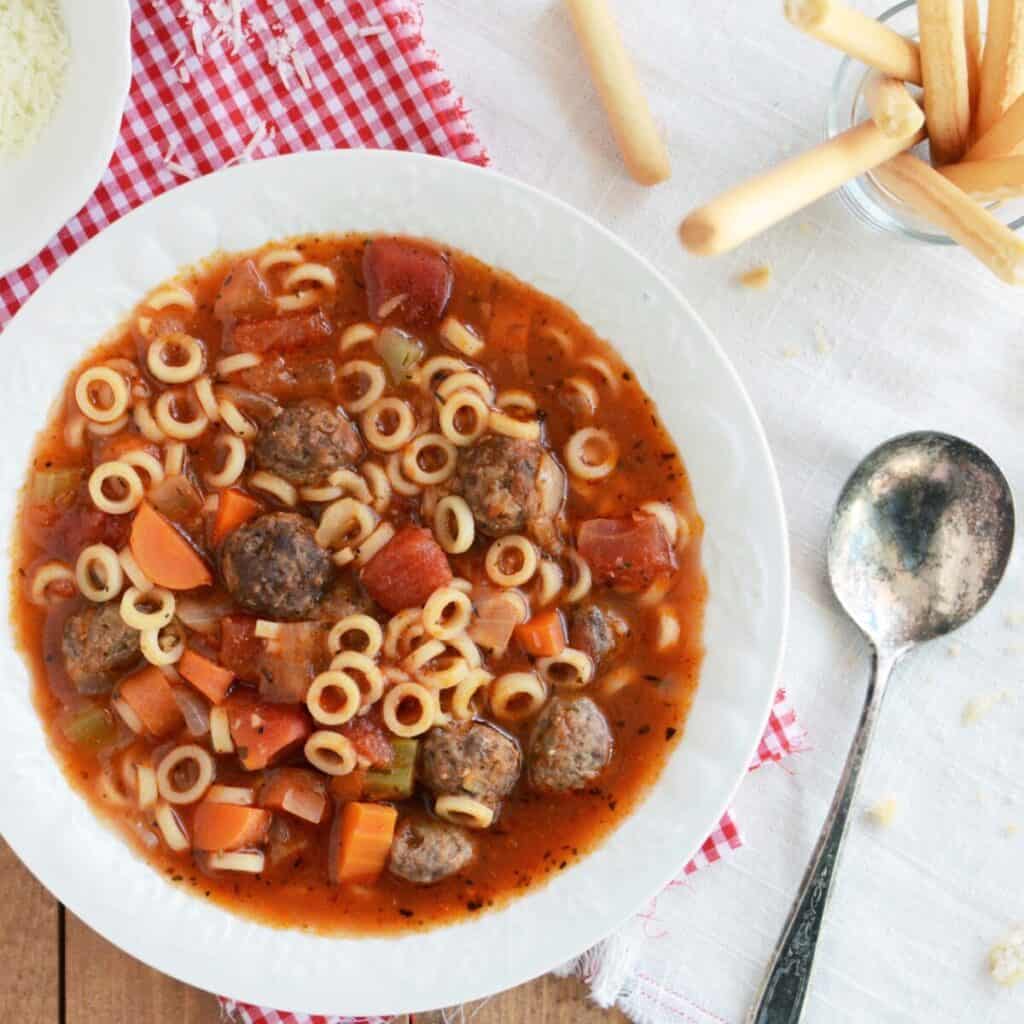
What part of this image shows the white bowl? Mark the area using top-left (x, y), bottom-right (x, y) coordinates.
top-left (0, 150), bottom-right (789, 1016)
top-left (0, 0), bottom-right (132, 275)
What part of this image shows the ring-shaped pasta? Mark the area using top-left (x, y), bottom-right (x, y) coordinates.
top-left (30, 562), bottom-right (75, 606)
top-left (421, 587), bottom-right (473, 640)
top-left (535, 559), bottom-right (564, 606)
top-left (449, 669), bottom-right (493, 721)
top-left (65, 415), bottom-right (87, 449)
top-left (581, 354), bottom-right (619, 390)
top-left (155, 802), bottom-right (190, 851)
top-left (385, 452), bottom-right (421, 496)
top-left (354, 522), bottom-right (395, 566)
top-left (449, 577), bottom-right (473, 594)
top-left (402, 433), bottom-right (457, 486)
top-left (248, 470), bottom-right (298, 508)
top-left (381, 682), bottom-right (437, 738)
top-left (156, 744), bottom-right (215, 805)
top-left (433, 495), bottom-right (475, 555)
top-left (404, 640), bottom-right (469, 689)
top-left (360, 462), bottom-right (391, 512)
top-left (328, 614), bottom-right (383, 658)
top-left (136, 763), bottom-right (158, 809)
top-left (154, 390), bottom-right (210, 441)
top-left (438, 388), bottom-right (490, 447)
top-left (600, 665), bottom-right (637, 698)
top-left (193, 375), bottom-right (221, 423)
top-left (75, 544), bottom-right (124, 602)
top-left (638, 575), bottom-right (673, 607)
top-left (339, 322), bottom-right (378, 351)
top-left (565, 550), bottom-right (592, 603)
top-left (210, 707), bottom-right (234, 754)
top-left (140, 620), bottom-right (185, 666)
top-left (435, 369), bottom-right (493, 403)
top-left (339, 360), bottom-right (387, 415)
top-left (75, 366), bottom-right (130, 423)
top-left (258, 247), bottom-right (303, 272)
top-left (361, 397), bottom-right (415, 453)
top-left (537, 648), bottom-right (595, 689)
top-left (215, 352), bottom-right (262, 377)
top-left (121, 585), bottom-right (175, 630)
top-left (485, 534), bottom-right (538, 588)
top-left (275, 289), bottom-right (320, 314)
top-left (104, 357), bottom-right (140, 379)
top-left (133, 400), bottom-right (166, 442)
top-left (435, 794), bottom-right (494, 830)
top-left (163, 441), bottom-right (186, 477)
top-left (146, 333), bottom-right (205, 384)
top-left (495, 389), bottom-right (537, 414)
top-left (119, 449), bottom-right (165, 489)
top-left (446, 631), bottom-right (482, 670)
top-left (205, 433), bottom-right (248, 489)
top-left (489, 409), bottom-right (541, 441)
top-left (641, 500), bottom-right (680, 546)
top-left (112, 695), bottom-right (144, 734)
top-left (420, 354), bottom-right (468, 392)
top-left (540, 324), bottom-right (574, 354)
top-left (316, 497), bottom-right (377, 549)
top-left (490, 671), bottom-right (547, 722)
top-left (329, 650), bottom-right (385, 708)
top-left (118, 547), bottom-right (153, 593)
top-left (327, 468), bottom-right (372, 504)
top-left (146, 285), bottom-right (197, 313)
top-left (565, 427), bottom-right (618, 481)
top-left (383, 608), bottom-right (424, 661)
top-left (299, 484), bottom-right (342, 503)
top-left (657, 608), bottom-right (681, 651)
top-left (439, 316), bottom-right (485, 357)
top-left (563, 376), bottom-right (599, 415)
top-left (217, 397), bottom-right (257, 440)
top-left (306, 670), bottom-right (361, 726)
top-left (304, 731), bottom-right (357, 776)
top-left (282, 262), bottom-right (336, 292)
top-left (86, 413), bottom-right (130, 437)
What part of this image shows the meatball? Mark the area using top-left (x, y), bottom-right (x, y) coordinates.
top-left (454, 436), bottom-right (565, 539)
top-left (419, 721), bottom-right (521, 807)
top-left (568, 604), bottom-right (624, 670)
top-left (253, 398), bottom-right (362, 486)
top-left (220, 512), bottom-right (332, 620)
top-left (528, 697), bottom-right (612, 793)
top-left (388, 818), bottom-right (475, 885)
top-left (318, 572), bottom-right (377, 621)
top-left (62, 601), bottom-right (142, 694)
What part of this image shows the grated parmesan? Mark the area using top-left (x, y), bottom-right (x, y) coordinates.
top-left (0, 0), bottom-right (70, 156)
top-left (989, 927), bottom-right (1024, 987)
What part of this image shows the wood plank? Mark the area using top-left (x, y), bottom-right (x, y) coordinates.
top-left (0, 838), bottom-right (59, 1023)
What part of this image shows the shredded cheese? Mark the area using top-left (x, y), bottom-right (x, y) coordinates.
top-left (866, 797), bottom-right (898, 828)
top-left (0, 0), bottom-right (70, 156)
top-left (990, 928), bottom-right (1024, 987)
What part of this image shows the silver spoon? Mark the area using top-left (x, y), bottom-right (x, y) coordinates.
top-left (748, 431), bottom-right (1015, 1024)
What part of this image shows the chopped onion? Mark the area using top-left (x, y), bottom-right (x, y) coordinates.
top-left (217, 385), bottom-right (281, 423)
top-left (173, 687), bottom-right (210, 737)
top-left (176, 593), bottom-right (236, 633)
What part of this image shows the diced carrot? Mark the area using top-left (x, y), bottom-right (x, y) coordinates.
top-left (117, 666), bottom-right (183, 738)
top-left (130, 501), bottom-right (213, 590)
top-left (487, 283), bottom-right (532, 352)
top-left (330, 801), bottom-right (398, 885)
top-left (260, 767), bottom-right (328, 825)
top-left (515, 609), bottom-right (567, 658)
top-left (339, 714), bottom-right (393, 769)
top-left (360, 526), bottom-right (452, 613)
top-left (193, 802), bottom-right (272, 852)
top-left (211, 488), bottom-right (263, 545)
top-left (226, 698), bottom-right (311, 771)
top-left (328, 769), bottom-right (367, 804)
top-left (178, 648), bottom-right (234, 704)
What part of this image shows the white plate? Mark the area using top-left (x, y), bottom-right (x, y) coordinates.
top-left (0, 150), bottom-right (788, 1016)
top-left (0, 0), bottom-right (132, 275)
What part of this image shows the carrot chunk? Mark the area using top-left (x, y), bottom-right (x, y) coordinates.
top-left (178, 649), bottom-right (234, 705)
top-left (328, 769), bottom-right (367, 804)
top-left (330, 801), bottom-right (398, 885)
top-left (130, 501), bottom-right (212, 590)
top-left (515, 609), bottom-right (567, 657)
top-left (360, 526), bottom-right (452, 613)
top-left (117, 665), bottom-right (183, 738)
top-left (193, 802), bottom-right (272, 852)
top-left (226, 698), bottom-right (311, 771)
top-left (211, 488), bottom-right (263, 545)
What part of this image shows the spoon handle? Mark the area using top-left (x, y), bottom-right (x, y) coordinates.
top-left (746, 648), bottom-right (900, 1024)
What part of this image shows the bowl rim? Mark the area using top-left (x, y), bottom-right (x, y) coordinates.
top-left (0, 149), bottom-right (790, 1015)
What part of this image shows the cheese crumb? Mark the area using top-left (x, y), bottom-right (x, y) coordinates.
top-left (737, 264), bottom-right (773, 290)
top-left (866, 797), bottom-right (898, 827)
top-left (989, 928), bottom-right (1024, 986)
top-left (0, 0), bottom-right (70, 156)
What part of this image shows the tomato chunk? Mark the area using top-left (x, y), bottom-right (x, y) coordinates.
top-left (232, 310), bottom-right (334, 353)
top-left (226, 697), bottom-right (312, 771)
top-left (214, 259), bottom-right (275, 322)
top-left (339, 713), bottom-right (393, 769)
top-left (363, 238), bottom-right (453, 325)
top-left (577, 514), bottom-right (677, 589)
top-left (31, 500), bottom-right (131, 560)
top-left (360, 526), bottom-right (452, 613)
top-left (220, 615), bottom-right (264, 683)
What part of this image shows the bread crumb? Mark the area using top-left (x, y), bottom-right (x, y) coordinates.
top-left (989, 927), bottom-right (1024, 986)
top-left (963, 691), bottom-right (1012, 725)
top-left (737, 264), bottom-right (773, 290)
top-left (866, 797), bottom-right (898, 827)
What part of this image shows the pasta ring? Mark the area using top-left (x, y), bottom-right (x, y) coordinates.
top-left (75, 544), bottom-right (124, 602)
top-left (140, 620), bottom-right (185, 666)
top-left (304, 731), bottom-right (357, 776)
top-left (146, 333), bottom-right (205, 384)
top-left (361, 397), bottom-right (415, 452)
top-left (449, 669), bottom-right (493, 721)
top-left (401, 433), bottom-right (457, 486)
top-left (435, 369), bottom-right (493, 403)
top-left (565, 427), bottom-right (618, 481)
top-left (489, 409), bottom-right (540, 441)
top-left (439, 316), bottom-right (485, 357)
top-left (420, 355), bottom-right (467, 391)
top-left (435, 794), bottom-right (494, 830)
top-left (381, 682), bottom-right (437, 738)
top-left (154, 390), bottom-right (210, 440)
top-left (156, 745), bottom-right (215, 805)
top-left (360, 462), bottom-right (391, 512)
top-left (537, 648), bottom-right (595, 689)
top-left (306, 671), bottom-right (362, 726)
top-left (433, 495), bottom-right (475, 554)
top-left (339, 322), bottom-right (378, 351)
top-left (339, 360), bottom-right (387, 414)
top-left (316, 497), bottom-right (377, 549)
top-left (75, 366), bottom-right (130, 423)
top-left (421, 587), bottom-right (473, 641)
top-left (385, 452), bottom-right (421, 496)
top-left (29, 562), bottom-right (75, 606)
top-left (485, 535), bottom-right (538, 588)
top-left (490, 671), bottom-right (547, 722)
top-left (205, 433), bottom-right (248, 489)
top-left (120, 449), bottom-right (165, 488)
top-left (215, 352), bottom-right (262, 377)
top-left (281, 262), bottom-right (336, 292)
top-left (327, 614), bottom-right (383, 658)
top-left (329, 650), bottom-right (385, 707)
top-left (354, 522), bottom-right (395, 566)
top-left (248, 470), bottom-right (298, 508)
top-left (438, 388), bottom-right (490, 447)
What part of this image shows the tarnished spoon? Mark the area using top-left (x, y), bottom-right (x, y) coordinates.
top-left (748, 431), bottom-right (1015, 1024)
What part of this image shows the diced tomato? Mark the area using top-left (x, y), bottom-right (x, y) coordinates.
top-left (32, 500), bottom-right (132, 560)
top-left (339, 713), bottom-right (393, 769)
top-left (360, 526), bottom-right (453, 613)
top-left (577, 514), bottom-right (677, 590)
top-left (231, 310), bottom-right (334, 353)
top-left (226, 697), bottom-right (312, 771)
top-left (363, 237), bottom-right (453, 324)
top-left (220, 616), bottom-right (264, 683)
top-left (258, 622), bottom-right (328, 703)
top-left (235, 354), bottom-right (338, 401)
top-left (214, 259), bottom-right (275, 322)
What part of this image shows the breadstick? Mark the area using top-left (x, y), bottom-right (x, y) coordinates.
top-left (964, 0), bottom-right (982, 116)
top-left (564, 0), bottom-right (670, 186)
top-left (976, 0), bottom-right (1024, 136)
top-left (680, 121), bottom-right (924, 256)
top-left (784, 0), bottom-right (921, 83)
top-left (940, 156), bottom-right (1024, 199)
top-left (918, 0), bottom-right (971, 165)
top-left (965, 92), bottom-right (1024, 159)
top-left (864, 76), bottom-right (925, 139)
top-left (874, 153), bottom-right (1024, 283)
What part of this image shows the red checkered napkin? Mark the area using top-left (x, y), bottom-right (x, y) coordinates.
top-left (0, 0), bottom-right (486, 327)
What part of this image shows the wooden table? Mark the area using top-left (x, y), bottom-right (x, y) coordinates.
top-left (1, 839), bottom-right (624, 1022)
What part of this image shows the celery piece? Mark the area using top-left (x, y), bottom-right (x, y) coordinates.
top-left (30, 467), bottom-right (82, 503)
top-left (61, 705), bottom-right (117, 750)
top-left (375, 328), bottom-right (424, 386)
top-left (363, 738), bottom-right (418, 800)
